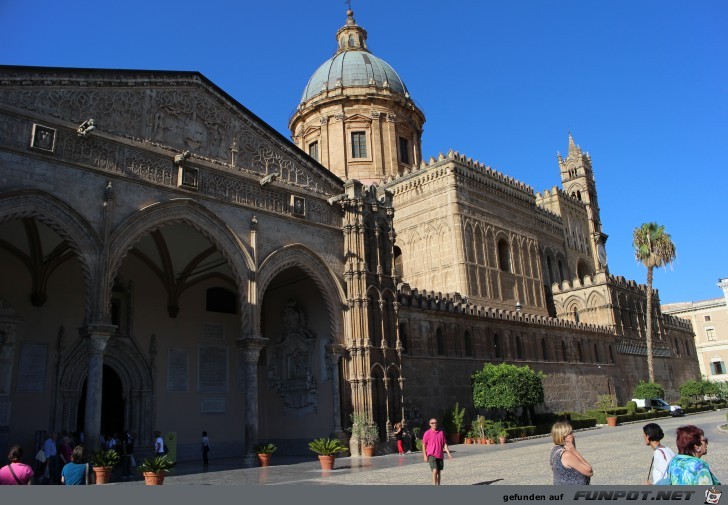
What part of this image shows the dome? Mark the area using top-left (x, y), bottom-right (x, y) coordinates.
top-left (300, 51), bottom-right (409, 103)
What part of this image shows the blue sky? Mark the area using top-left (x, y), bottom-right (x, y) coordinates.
top-left (1, 0), bottom-right (726, 304)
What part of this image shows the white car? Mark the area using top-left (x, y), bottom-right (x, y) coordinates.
top-left (650, 398), bottom-right (684, 417)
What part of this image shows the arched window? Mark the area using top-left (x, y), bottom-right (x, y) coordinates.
top-left (498, 239), bottom-right (511, 272)
top-left (542, 338), bottom-right (549, 360)
top-left (206, 287), bottom-right (237, 314)
top-left (393, 246), bottom-right (403, 277)
top-left (399, 323), bottom-right (408, 353)
top-left (593, 343), bottom-right (600, 363)
top-left (436, 328), bottom-right (445, 356)
top-left (608, 345), bottom-right (615, 364)
top-left (684, 340), bottom-right (691, 357)
top-left (348, 34), bottom-right (355, 47)
top-left (493, 333), bottom-right (501, 359)
top-left (557, 260), bottom-right (565, 282)
top-left (546, 256), bottom-right (554, 285)
top-left (577, 341), bottom-right (584, 362)
top-left (577, 260), bottom-right (590, 283)
top-left (464, 331), bottom-right (473, 357)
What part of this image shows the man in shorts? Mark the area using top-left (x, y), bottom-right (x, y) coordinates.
top-left (422, 418), bottom-right (452, 485)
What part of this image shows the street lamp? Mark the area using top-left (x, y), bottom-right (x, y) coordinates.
top-left (515, 301), bottom-right (523, 312)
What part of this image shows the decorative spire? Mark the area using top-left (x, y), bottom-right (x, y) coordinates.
top-left (336, 7), bottom-right (369, 53)
top-left (568, 132), bottom-right (580, 155)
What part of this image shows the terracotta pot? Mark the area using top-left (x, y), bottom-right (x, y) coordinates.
top-left (318, 455), bottom-right (335, 470)
top-left (143, 471), bottom-right (166, 485)
top-left (499, 436), bottom-right (507, 445)
top-left (606, 416), bottom-right (618, 427)
top-left (487, 438), bottom-right (495, 445)
top-left (257, 453), bottom-right (272, 467)
top-left (446, 432), bottom-right (461, 445)
top-left (464, 438), bottom-right (474, 444)
top-left (362, 446), bottom-right (375, 457)
top-left (478, 438), bottom-right (487, 445)
top-left (92, 466), bottom-right (112, 484)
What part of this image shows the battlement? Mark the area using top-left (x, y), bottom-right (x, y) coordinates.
top-left (397, 284), bottom-right (614, 335)
top-left (384, 149), bottom-right (534, 197)
top-left (551, 271), bottom-right (609, 293)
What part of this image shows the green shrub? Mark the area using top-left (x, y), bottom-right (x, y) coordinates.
top-left (632, 381), bottom-right (665, 400)
top-left (626, 401), bottom-right (637, 414)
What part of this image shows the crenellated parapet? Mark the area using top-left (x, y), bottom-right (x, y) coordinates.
top-left (397, 283), bottom-right (613, 334)
top-left (383, 149), bottom-right (534, 203)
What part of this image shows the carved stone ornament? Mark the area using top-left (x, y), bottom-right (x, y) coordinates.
top-left (266, 299), bottom-right (318, 414)
top-left (30, 124), bottom-right (56, 153)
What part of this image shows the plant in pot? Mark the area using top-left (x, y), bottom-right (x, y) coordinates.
top-left (475, 415), bottom-right (488, 444)
top-left (308, 437), bottom-right (347, 470)
top-left (137, 454), bottom-right (175, 485)
top-left (498, 427), bottom-right (509, 445)
top-left (595, 394), bottom-right (618, 426)
top-left (442, 402), bottom-right (466, 445)
top-left (90, 448), bottom-right (120, 484)
top-left (464, 427), bottom-right (477, 444)
top-left (350, 412), bottom-right (379, 456)
top-left (487, 421), bottom-right (504, 445)
top-left (254, 443), bottom-right (277, 467)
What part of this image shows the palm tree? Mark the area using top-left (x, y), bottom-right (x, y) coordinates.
top-left (632, 222), bottom-right (676, 382)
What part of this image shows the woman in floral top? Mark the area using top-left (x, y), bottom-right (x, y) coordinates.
top-left (664, 425), bottom-right (720, 485)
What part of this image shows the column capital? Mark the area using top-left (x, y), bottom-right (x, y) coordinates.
top-left (236, 336), bottom-right (269, 364)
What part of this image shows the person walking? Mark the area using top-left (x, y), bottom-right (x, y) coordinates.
top-left (154, 430), bottom-right (165, 456)
top-left (41, 432), bottom-right (58, 484)
top-left (201, 431), bottom-right (210, 465)
top-left (120, 430), bottom-right (135, 479)
top-left (663, 425), bottom-right (720, 485)
top-left (0, 445), bottom-right (34, 485)
top-left (642, 423), bottom-right (674, 485)
top-left (549, 420), bottom-right (593, 485)
top-left (421, 418), bottom-right (452, 485)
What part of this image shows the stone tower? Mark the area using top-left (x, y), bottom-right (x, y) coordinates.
top-left (289, 9), bottom-right (425, 183)
top-left (558, 133), bottom-right (609, 274)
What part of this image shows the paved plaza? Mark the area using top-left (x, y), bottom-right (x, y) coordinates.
top-left (115, 410), bottom-right (726, 486)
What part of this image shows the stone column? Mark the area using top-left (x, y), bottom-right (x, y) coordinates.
top-left (79, 324), bottom-right (115, 453)
top-left (325, 344), bottom-right (345, 434)
top-left (0, 300), bottom-right (21, 456)
top-left (237, 336), bottom-right (268, 467)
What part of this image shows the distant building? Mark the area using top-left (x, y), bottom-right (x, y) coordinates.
top-left (662, 278), bottom-right (728, 382)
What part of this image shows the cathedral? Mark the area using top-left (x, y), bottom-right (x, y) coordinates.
top-left (0, 9), bottom-right (699, 462)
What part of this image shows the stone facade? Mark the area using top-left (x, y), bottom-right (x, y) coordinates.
top-left (663, 278), bottom-right (728, 383)
top-left (0, 8), bottom-right (700, 463)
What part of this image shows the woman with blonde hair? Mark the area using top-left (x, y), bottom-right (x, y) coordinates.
top-left (393, 422), bottom-right (404, 454)
top-left (550, 420), bottom-right (593, 485)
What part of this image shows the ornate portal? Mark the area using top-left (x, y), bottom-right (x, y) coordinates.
top-left (267, 299), bottom-right (318, 414)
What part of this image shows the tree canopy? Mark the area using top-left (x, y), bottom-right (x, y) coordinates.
top-left (472, 363), bottom-right (545, 411)
top-left (632, 381), bottom-right (665, 399)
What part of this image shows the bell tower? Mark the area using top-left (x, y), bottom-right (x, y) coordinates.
top-left (558, 133), bottom-right (609, 273)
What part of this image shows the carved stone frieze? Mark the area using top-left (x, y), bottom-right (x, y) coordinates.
top-left (0, 72), bottom-right (343, 195)
top-left (266, 299), bottom-right (318, 415)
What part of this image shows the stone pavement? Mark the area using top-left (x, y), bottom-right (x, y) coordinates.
top-left (114, 410), bottom-right (726, 486)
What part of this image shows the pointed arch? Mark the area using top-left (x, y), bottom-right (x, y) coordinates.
top-left (258, 244), bottom-right (346, 344)
top-left (0, 189), bottom-right (100, 321)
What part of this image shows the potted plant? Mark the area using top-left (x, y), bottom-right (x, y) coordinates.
top-left (308, 437), bottom-right (347, 470)
top-left (487, 421), bottom-right (504, 445)
top-left (90, 449), bottom-right (120, 484)
top-left (137, 454), bottom-right (175, 485)
top-left (464, 427), bottom-right (476, 444)
top-left (475, 415), bottom-right (488, 444)
top-left (254, 443), bottom-right (277, 467)
top-left (596, 394), bottom-right (618, 426)
top-left (498, 428), bottom-right (509, 445)
top-left (350, 413), bottom-right (379, 456)
top-left (442, 402), bottom-right (466, 445)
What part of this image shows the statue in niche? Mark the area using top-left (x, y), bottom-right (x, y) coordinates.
top-left (267, 299), bottom-right (318, 414)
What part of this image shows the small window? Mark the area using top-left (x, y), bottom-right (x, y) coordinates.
top-left (497, 239), bottom-right (511, 272)
top-left (704, 315), bottom-right (711, 322)
top-left (206, 287), bottom-right (236, 314)
top-left (436, 328), bottom-right (445, 356)
top-left (706, 328), bottom-right (716, 341)
top-left (464, 331), bottom-right (473, 357)
top-left (309, 141), bottom-right (319, 162)
top-left (399, 137), bottom-right (410, 164)
top-left (562, 341), bottom-right (568, 361)
top-left (351, 131), bottom-right (367, 158)
top-left (399, 323), bottom-right (408, 353)
top-left (493, 333), bottom-right (501, 359)
top-left (577, 341), bottom-right (584, 362)
top-left (711, 361), bottom-right (726, 375)
top-left (542, 338), bottom-right (549, 360)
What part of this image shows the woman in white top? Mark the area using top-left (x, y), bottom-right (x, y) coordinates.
top-left (643, 423), bottom-right (675, 484)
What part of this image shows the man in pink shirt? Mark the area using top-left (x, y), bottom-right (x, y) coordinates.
top-left (421, 418), bottom-right (452, 485)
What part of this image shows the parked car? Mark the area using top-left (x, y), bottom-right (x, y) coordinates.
top-left (632, 398), bottom-right (684, 416)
